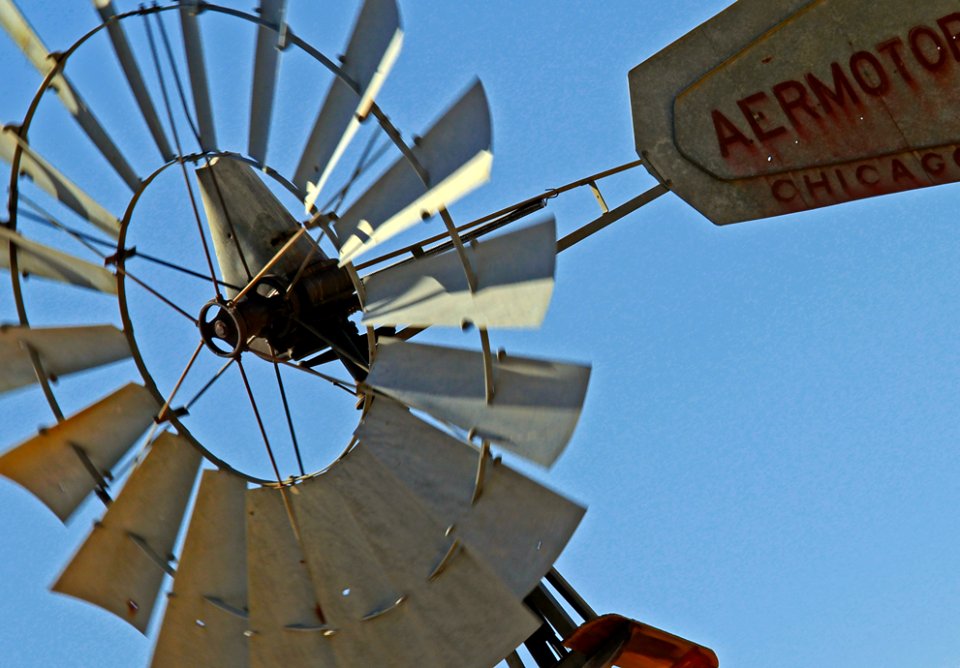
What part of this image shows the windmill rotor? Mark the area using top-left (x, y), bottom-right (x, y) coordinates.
top-left (0, 1), bottom-right (667, 666)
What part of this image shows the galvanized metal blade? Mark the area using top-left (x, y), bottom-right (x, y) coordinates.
top-left (245, 485), bottom-right (339, 668)
top-left (194, 156), bottom-right (316, 296)
top-left (0, 0), bottom-right (140, 190)
top-left (53, 432), bottom-right (201, 633)
top-left (0, 324), bottom-right (130, 396)
top-left (0, 382), bottom-right (158, 521)
top-left (94, 0), bottom-right (175, 162)
top-left (334, 80), bottom-right (492, 266)
top-left (2, 127), bottom-right (121, 237)
top-left (361, 217), bottom-right (556, 328)
top-left (295, 0), bottom-right (402, 208)
top-left (356, 396), bottom-right (585, 597)
top-left (290, 445), bottom-right (538, 667)
top-left (151, 469), bottom-right (248, 668)
top-left (0, 226), bottom-right (118, 294)
top-left (248, 0), bottom-right (286, 164)
top-left (366, 338), bottom-right (591, 467)
top-left (178, 0), bottom-right (217, 151)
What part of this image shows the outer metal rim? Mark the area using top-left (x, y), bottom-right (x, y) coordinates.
top-left (3, 3), bottom-right (424, 485)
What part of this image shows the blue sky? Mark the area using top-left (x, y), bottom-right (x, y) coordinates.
top-left (1, 1), bottom-right (959, 667)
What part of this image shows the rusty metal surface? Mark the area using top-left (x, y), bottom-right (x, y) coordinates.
top-left (565, 614), bottom-right (719, 668)
top-left (53, 432), bottom-right (201, 633)
top-left (0, 383), bottom-right (157, 521)
top-left (195, 156), bottom-right (315, 295)
top-left (630, 0), bottom-right (960, 224)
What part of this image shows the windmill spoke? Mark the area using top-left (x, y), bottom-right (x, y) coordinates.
top-left (184, 357), bottom-right (235, 411)
top-left (144, 10), bottom-right (223, 302)
top-left (235, 357), bottom-right (284, 485)
top-left (268, 345), bottom-right (305, 477)
top-left (18, 194), bottom-right (242, 292)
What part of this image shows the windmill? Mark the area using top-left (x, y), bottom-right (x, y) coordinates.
top-left (3, 1), bottom-right (958, 667)
top-left (0, 1), bottom-right (720, 666)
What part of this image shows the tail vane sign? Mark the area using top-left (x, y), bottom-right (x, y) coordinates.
top-left (630, 0), bottom-right (960, 225)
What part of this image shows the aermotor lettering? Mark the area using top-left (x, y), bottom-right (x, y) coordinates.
top-left (712, 11), bottom-right (960, 159)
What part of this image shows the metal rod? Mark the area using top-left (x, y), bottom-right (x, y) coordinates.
top-left (355, 158), bottom-right (647, 271)
top-left (557, 184), bottom-right (668, 253)
top-left (270, 350), bottom-right (306, 477)
top-left (232, 227), bottom-right (307, 303)
top-left (185, 357), bottom-right (234, 409)
top-left (20, 340), bottom-right (64, 422)
top-left (479, 327), bottom-right (495, 404)
top-left (471, 440), bottom-right (490, 505)
top-left (546, 569), bottom-right (598, 621)
top-left (439, 206), bottom-right (478, 293)
top-left (97, 1), bottom-right (175, 160)
top-left (145, 9), bottom-right (224, 302)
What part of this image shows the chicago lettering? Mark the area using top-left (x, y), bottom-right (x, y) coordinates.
top-left (768, 145), bottom-right (960, 206)
top-left (713, 11), bottom-right (960, 158)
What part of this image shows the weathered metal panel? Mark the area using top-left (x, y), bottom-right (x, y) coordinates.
top-left (630, 0), bottom-right (960, 224)
top-left (195, 157), bottom-right (315, 294)
top-left (179, 0), bottom-right (217, 151)
top-left (366, 338), bottom-right (591, 467)
top-left (1, 127), bottom-right (121, 237)
top-left (0, 0), bottom-right (141, 190)
top-left (53, 432), bottom-right (200, 633)
top-left (295, 0), bottom-right (403, 209)
top-left (0, 226), bottom-right (118, 294)
top-left (357, 397), bottom-right (586, 597)
top-left (151, 469), bottom-right (249, 668)
top-left (0, 383), bottom-right (157, 521)
top-left (245, 485), bottom-right (338, 668)
top-left (362, 217), bottom-right (556, 328)
top-left (0, 324), bottom-right (130, 395)
top-left (334, 80), bottom-right (492, 265)
top-left (248, 0), bottom-right (285, 164)
top-left (293, 445), bottom-right (537, 667)
top-left (94, 0), bottom-right (174, 162)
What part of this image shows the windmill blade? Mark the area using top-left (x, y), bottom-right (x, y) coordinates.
top-left (0, 0), bottom-right (140, 190)
top-left (366, 338), bottom-right (590, 467)
top-left (178, 0), bottom-right (217, 151)
top-left (294, 0), bottom-right (402, 208)
top-left (356, 396), bottom-right (585, 597)
top-left (334, 80), bottom-right (492, 265)
top-left (245, 485), bottom-right (339, 667)
top-left (247, 0), bottom-right (286, 164)
top-left (2, 127), bottom-right (121, 237)
top-left (53, 432), bottom-right (201, 633)
top-left (151, 470), bottom-right (248, 668)
top-left (0, 382), bottom-right (158, 521)
top-left (0, 226), bottom-right (118, 294)
top-left (194, 156), bottom-right (317, 295)
top-left (93, 0), bottom-right (175, 162)
top-left (0, 324), bottom-right (130, 396)
top-left (291, 445), bottom-right (539, 667)
top-left (362, 217), bottom-right (556, 328)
